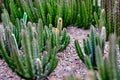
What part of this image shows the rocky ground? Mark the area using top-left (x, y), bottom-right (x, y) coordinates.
top-left (0, 24), bottom-right (120, 80)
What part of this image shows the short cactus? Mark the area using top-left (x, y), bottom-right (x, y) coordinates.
top-left (74, 26), bottom-right (106, 70)
top-left (1, 10), bottom-right (70, 53)
top-left (0, 23), bottom-right (59, 79)
top-left (71, 34), bottom-right (120, 80)
top-left (0, 11), bottom-right (70, 79)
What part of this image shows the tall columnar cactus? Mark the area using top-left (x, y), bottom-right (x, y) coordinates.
top-left (2, 0), bottom-right (100, 28)
top-left (1, 10), bottom-right (70, 52)
top-left (0, 22), bottom-right (59, 79)
top-left (44, 18), bottom-right (70, 52)
top-left (70, 34), bottom-right (120, 80)
top-left (114, 0), bottom-right (120, 49)
top-left (94, 0), bottom-right (120, 49)
top-left (75, 0), bottom-right (100, 28)
top-left (94, 9), bottom-right (106, 29)
top-left (1, 9), bottom-right (26, 48)
top-left (0, 11), bottom-right (70, 79)
top-left (74, 26), bottom-right (106, 69)
top-left (95, 34), bottom-right (120, 80)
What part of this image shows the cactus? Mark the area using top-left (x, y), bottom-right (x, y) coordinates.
top-left (0, 11), bottom-right (70, 79)
top-left (1, 9), bottom-right (26, 48)
top-left (71, 34), bottom-right (120, 80)
top-left (2, 0), bottom-right (100, 28)
top-left (75, 0), bottom-right (100, 29)
top-left (94, 0), bottom-right (120, 49)
top-left (95, 34), bottom-right (120, 80)
top-left (0, 21), bottom-right (59, 80)
top-left (94, 9), bottom-right (106, 29)
top-left (1, 10), bottom-right (70, 52)
top-left (74, 26), bottom-right (106, 69)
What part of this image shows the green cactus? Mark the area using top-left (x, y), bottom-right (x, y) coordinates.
top-left (72, 34), bottom-right (120, 80)
top-left (94, 0), bottom-right (120, 49)
top-left (2, 0), bottom-right (100, 28)
top-left (94, 9), bottom-right (106, 29)
top-left (20, 0), bottom-right (35, 22)
top-left (0, 21), bottom-right (59, 80)
top-left (95, 34), bottom-right (120, 80)
top-left (0, 11), bottom-right (70, 79)
top-left (1, 10), bottom-right (70, 52)
top-left (1, 10), bottom-right (26, 48)
top-left (74, 26), bottom-right (106, 70)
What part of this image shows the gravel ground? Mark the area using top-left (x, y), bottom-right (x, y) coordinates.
top-left (0, 24), bottom-right (120, 80)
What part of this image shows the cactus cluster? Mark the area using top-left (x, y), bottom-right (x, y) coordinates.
top-left (1, 9), bottom-right (70, 52)
top-left (72, 34), bottom-right (120, 80)
top-left (1, 0), bottom-right (100, 28)
top-left (0, 25), bottom-right (58, 79)
top-left (95, 34), bottom-right (120, 80)
top-left (94, 0), bottom-right (120, 48)
top-left (0, 11), bottom-right (70, 79)
top-left (74, 26), bottom-right (106, 69)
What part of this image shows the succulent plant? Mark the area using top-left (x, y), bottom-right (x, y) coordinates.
top-left (71, 34), bottom-right (120, 80)
top-left (95, 34), bottom-right (120, 80)
top-left (0, 21), bottom-right (59, 80)
top-left (74, 26), bottom-right (106, 70)
top-left (94, 0), bottom-right (120, 43)
top-left (0, 10), bottom-right (70, 79)
top-left (1, 10), bottom-right (70, 52)
top-left (2, 0), bottom-right (100, 28)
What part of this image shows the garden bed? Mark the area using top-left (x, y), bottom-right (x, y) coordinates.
top-left (0, 24), bottom-right (89, 80)
top-left (0, 24), bottom-right (120, 80)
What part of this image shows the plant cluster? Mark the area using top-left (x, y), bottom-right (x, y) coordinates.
top-left (0, 26), bottom-right (58, 79)
top-left (1, 9), bottom-right (70, 52)
top-left (2, 0), bottom-right (100, 28)
top-left (0, 11), bottom-right (70, 79)
top-left (94, 0), bottom-right (120, 48)
top-left (75, 26), bottom-right (106, 70)
top-left (73, 33), bottom-right (120, 80)
top-left (0, 0), bottom-right (120, 80)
